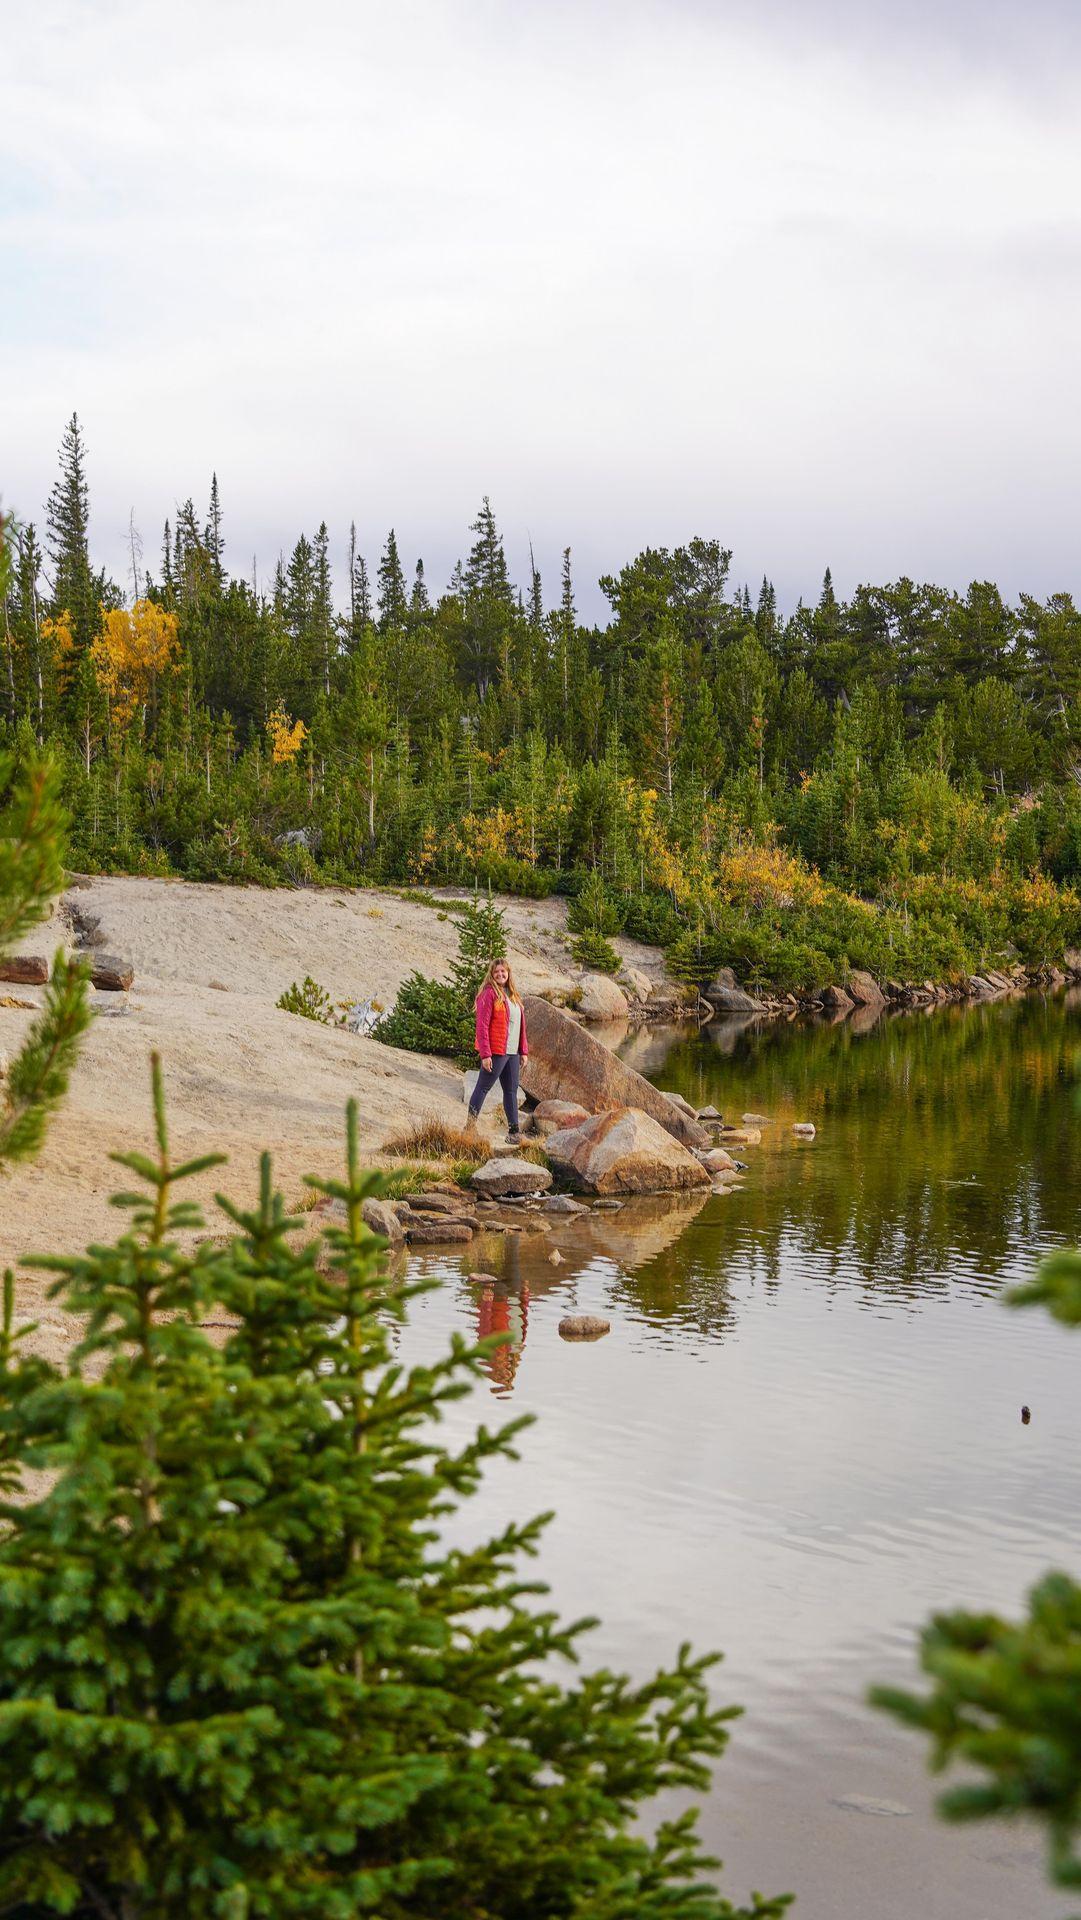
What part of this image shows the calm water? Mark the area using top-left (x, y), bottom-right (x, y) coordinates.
top-left (396, 992), bottom-right (1081, 1920)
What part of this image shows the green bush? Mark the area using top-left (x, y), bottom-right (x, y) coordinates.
top-left (375, 971), bottom-right (472, 1056)
top-left (571, 931), bottom-right (621, 974)
top-left (276, 976), bottom-right (340, 1024)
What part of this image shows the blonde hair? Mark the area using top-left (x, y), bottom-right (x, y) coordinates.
top-left (477, 957), bottom-right (521, 1006)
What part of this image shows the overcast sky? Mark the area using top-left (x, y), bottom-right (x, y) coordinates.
top-left (3, 0), bottom-right (1080, 621)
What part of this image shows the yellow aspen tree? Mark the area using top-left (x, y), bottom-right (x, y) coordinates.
top-left (91, 599), bottom-right (180, 731)
top-left (267, 705), bottom-right (308, 764)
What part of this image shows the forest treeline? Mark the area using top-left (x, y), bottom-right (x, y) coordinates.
top-left (4, 413), bottom-right (1081, 989)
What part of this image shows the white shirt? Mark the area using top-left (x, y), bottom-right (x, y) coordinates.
top-left (505, 998), bottom-right (522, 1055)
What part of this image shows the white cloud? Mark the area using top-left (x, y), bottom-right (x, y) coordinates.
top-left (3, 0), bottom-right (1080, 616)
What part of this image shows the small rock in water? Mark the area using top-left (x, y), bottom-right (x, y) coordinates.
top-left (832, 1794), bottom-right (912, 1819)
top-left (543, 1193), bottom-right (588, 1215)
top-left (1021, 1404), bottom-right (1031, 1424)
top-left (558, 1314), bottom-right (610, 1340)
top-left (742, 1112), bottom-right (771, 1125)
top-left (792, 1122), bottom-right (816, 1138)
top-left (592, 1199), bottom-right (623, 1211)
top-left (698, 1104), bottom-right (722, 1120)
top-left (548, 1250), bottom-right (564, 1265)
top-left (466, 1272), bottom-right (500, 1285)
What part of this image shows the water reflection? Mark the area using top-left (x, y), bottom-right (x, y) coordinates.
top-left (398, 992), bottom-right (1081, 1920)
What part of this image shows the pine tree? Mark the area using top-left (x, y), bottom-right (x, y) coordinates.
top-left (44, 414), bottom-right (95, 654)
top-left (465, 495), bottom-right (514, 604)
top-left (377, 528), bottom-right (408, 633)
top-left (205, 472), bottom-right (225, 587)
top-left (347, 521), bottom-right (372, 634)
top-left (312, 521), bottom-right (335, 700)
top-left (0, 1070), bottom-right (788, 1919)
top-left (448, 894), bottom-right (508, 1001)
top-left (410, 556), bottom-right (430, 616)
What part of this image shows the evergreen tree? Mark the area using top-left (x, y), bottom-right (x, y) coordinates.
top-left (44, 414), bottom-right (95, 655)
top-left (410, 557), bottom-right (430, 616)
top-left (347, 521), bottom-right (372, 634)
top-left (205, 472), bottom-right (225, 587)
top-left (311, 521), bottom-right (335, 700)
top-left (377, 528), bottom-right (408, 633)
top-left (465, 495), bottom-right (514, 603)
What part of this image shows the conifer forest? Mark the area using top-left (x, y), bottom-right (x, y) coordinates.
top-left (5, 414), bottom-right (1081, 989)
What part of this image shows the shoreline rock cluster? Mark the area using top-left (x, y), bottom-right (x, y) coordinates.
top-left (700, 955), bottom-right (1081, 1024)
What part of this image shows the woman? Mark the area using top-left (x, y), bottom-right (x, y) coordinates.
top-left (468, 958), bottom-right (529, 1143)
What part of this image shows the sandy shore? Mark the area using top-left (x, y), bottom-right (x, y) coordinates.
top-left (0, 876), bottom-right (669, 1359)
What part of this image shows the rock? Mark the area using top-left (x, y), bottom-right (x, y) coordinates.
top-left (548, 1250), bottom-right (564, 1265)
top-left (618, 965), bottom-right (653, 1004)
top-left (718, 1126), bottom-right (761, 1146)
top-left (531, 1098), bottom-right (592, 1139)
top-left (467, 1271), bottom-right (500, 1285)
top-left (819, 984), bottom-right (855, 1013)
top-left (741, 1113), bottom-right (770, 1125)
top-left (545, 1108), bottom-right (712, 1196)
top-left (832, 1794), bottom-right (912, 1818)
top-left (470, 1157), bottom-right (553, 1198)
top-left (558, 1315), bottom-right (611, 1340)
top-left (405, 1220), bottom-right (475, 1245)
top-left (698, 1104), bottom-right (722, 1120)
top-left (663, 1090), bottom-right (699, 1121)
top-left (845, 970), bottom-right (886, 1011)
top-left (90, 954), bottom-right (134, 991)
top-left (361, 1198), bottom-right (406, 1246)
top-left (698, 1146), bottom-right (737, 1173)
top-left (542, 1193), bottom-right (589, 1215)
top-left (793, 1121), bottom-right (816, 1138)
top-left (0, 955), bottom-right (48, 985)
top-left (592, 1199), bottom-right (623, 1210)
top-left (702, 972), bottom-right (759, 1013)
top-left (521, 997), bottom-right (708, 1150)
top-left (576, 972), bottom-right (629, 1020)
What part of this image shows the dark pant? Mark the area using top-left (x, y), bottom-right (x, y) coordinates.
top-left (469, 1052), bottom-right (520, 1130)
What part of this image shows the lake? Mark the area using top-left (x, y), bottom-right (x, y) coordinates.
top-left (396, 990), bottom-right (1081, 1920)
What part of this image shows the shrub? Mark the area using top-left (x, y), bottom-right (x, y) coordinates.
top-left (572, 930), bottom-right (622, 974)
top-left (376, 971), bottom-right (472, 1056)
top-left (276, 974), bottom-right (340, 1023)
top-left (0, 1070), bottom-right (789, 1918)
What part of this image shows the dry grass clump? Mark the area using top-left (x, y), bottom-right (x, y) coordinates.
top-left (381, 1112), bottom-right (485, 1161)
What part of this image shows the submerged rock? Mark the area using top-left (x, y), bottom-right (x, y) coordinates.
top-left (558, 1314), bottom-right (611, 1340)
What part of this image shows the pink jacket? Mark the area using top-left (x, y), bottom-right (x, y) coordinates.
top-left (475, 985), bottom-right (529, 1059)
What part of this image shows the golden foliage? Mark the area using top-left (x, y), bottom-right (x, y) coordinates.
top-left (267, 705), bottom-right (308, 765)
top-left (91, 600), bottom-right (180, 728)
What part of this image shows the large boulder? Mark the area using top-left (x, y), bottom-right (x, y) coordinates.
top-left (545, 1107), bottom-right (711, 1196)
top-left (845, 970), bottom-right (886, 1011)
top-left (576, 972), bottom-right (629, 1020)
top-left (470, 1156), bottom-right (553, 1199)
top-left (702, 969), bottom-right (758, 1014)
top-left (521, 997), bottom-right (708, 1150)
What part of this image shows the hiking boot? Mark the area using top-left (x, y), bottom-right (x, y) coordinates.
top-left (506, 1129), bottom-right (522, 1146)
